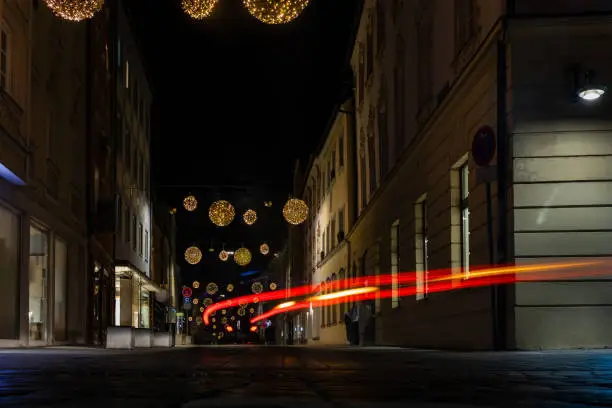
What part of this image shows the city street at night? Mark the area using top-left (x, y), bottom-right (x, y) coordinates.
top-left (0, 346), bottom-right (610, 407)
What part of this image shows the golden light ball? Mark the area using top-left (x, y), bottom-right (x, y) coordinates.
top-left (249, 307), bottom-right (255, 314)
top-left (204, 298), bottom-right (213, 306)
top-left (183, 195), bottom-right (198, 211)
top-left (230, 316), bottom-right (236, 321)
top-left (221, 317), bottom-right (227, 324)
top-left (269, 282), bottom-right (277, 291)
top-left (238, 308), bottom-right (246, 316)
top-left (184, 246), bottom-right (202, 265)
top-left (282, 198), bottom-right (309, 225)
top-left (242, 0), bottom-right (310, 25)
top-left (260, 243), bottom-right (270, 255)
top-left (43, 0), bottom-right (103, 22)
top-left (234, 247), bottom-right (252, 267)
top-left (193, 281), bottom-right (200, 289)
top-left (188, 316), bottom-right (193, 321)
top-left (227, 284), bottom-right (234, 292)
top-left (219, 250), bottom-right (229, 261)
top-left (206, 282), bottom-right (218, 295)
top-left (200, 306), bottom-right (205, 312)
top-left (243, 209), bottom-right (257, 225)
top-left (221, 309), bottom-right (227, 315)
top-left (193, 298), bottom-right (199, 305)
top-left (251, 282), bottom-right (263, 294)
top-left (209, 200), bottom-right (235, 227)
top-left (181, 0), bottom-right (218, 19)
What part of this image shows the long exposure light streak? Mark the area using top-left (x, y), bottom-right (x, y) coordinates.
top-left (203, 260), bottom-right (605, 325)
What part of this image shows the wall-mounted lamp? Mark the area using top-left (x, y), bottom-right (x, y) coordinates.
top-left (574, 66), bottom-right (606, 102)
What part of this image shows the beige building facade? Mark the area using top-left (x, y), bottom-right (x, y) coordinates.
top-left (339, 0), bottom-right (612, 350)
top-left (0, 1), bottom-right (88, 346)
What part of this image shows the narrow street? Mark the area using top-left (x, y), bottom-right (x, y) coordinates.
top-left (0, 346), bottom-right (609, 407)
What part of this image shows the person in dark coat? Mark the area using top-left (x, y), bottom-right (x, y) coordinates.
top-left (344, 312), bottom-right (351, 344)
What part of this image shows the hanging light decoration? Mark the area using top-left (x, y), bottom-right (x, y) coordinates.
top-left (199, 306), bottom-right (205, 312)
top-left (264, 201), bottom-right (273, 207)
top-left (249, 307), bottom-right (255, 314)
top-left (221, 317), bottom-right (228, 324)
top-left (206, 282), bottom-right (218, 295)
top-left (282, 198), bottom-right (309, 225)
top-left (193, 281), bottom-right (200, 289)
top-left (204, 298), bottom-right (213, 306)
top-left (260, 243), bottom-right (270, 255)
top-left (243, 209), bottom-right (257, 225)
top-left (183, 195), bottom-right (198, 211)
top-left (227, 284), bottom-right (234, 292)
top-left (193, 298), bottom-right (199, 305)
top-left (269, 282), bottom-right (277, 291)
top-left (253, 297), bottom-right (259, 303)
top-left (242, 0), bottom-right (310, 25)
top-left (221, 309), bottom-right (227, 315)
top-left (251, 282), bottom-right (263, 294)
top-left (234, 247), bottom-right (252, 266)
top-left (219, 250), bottom-right (229, 261)
top-left (237, 307), bottom-right (246, 316)
top-left (181, 0), bottom-right (218, 19)
top-left (184, 246), bottom-right (202, 265)
top-left (43, 0), bottom-right (103, 22)
top-left (230, 315), bottom-right (236, 321)
top-left (209, 200), bottom-right (235, 226)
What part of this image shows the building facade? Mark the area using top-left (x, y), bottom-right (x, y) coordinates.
top-left (301, 97), bottom-right (357, 345)
top-left (338, 0), bottom-right (612, 350)
top-left (113, 0), bottom-right (157, 329)
top-left (0, 0), bottom-right (88, 346)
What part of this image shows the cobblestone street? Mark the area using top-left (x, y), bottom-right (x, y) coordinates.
top-left (0, 346), bottom-right (611, 407)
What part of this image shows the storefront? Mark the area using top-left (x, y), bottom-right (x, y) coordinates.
top-left (114, 264), bottom-right (160, 328)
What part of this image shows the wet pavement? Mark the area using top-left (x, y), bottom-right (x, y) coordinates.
top-left (0, 345), bottom-right (610, 407)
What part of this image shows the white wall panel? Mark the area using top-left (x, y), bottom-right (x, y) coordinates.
top-left (514, 182), bottom-right (612, 207)
top-left (514, 157), bottom-right (612, 183)
top-left (514, 207), bottom-right (612, 231)
top-left (514, 132), bottom-right (612, 158)
top-left (515, 231), bottom-right (612, 257)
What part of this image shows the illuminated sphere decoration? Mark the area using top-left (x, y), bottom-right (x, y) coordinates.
top-left (230, 316), bottom-right (236, 321)
top-left (193, 298), bottom-right (200, 305)
top-left (185, 246), bottom-right (203, 265)
top-left (238, 308), bottom-right (246, 316)
top-left (219, 250), bottom-right (229, 262)
top-left (183, 195), bottom-right (198, 211)
top-left (260, 243), bottom-right (270, 255)
top-left (227, 284), bottom-right (234, 292)
top-left (242, 0), bottom-right (310, 25)
top-left (200, 306), bottom-right (205, 312)
top-left (181, 0), bottom-right (218, 19)
top-left (253, 297), bottom-right (259, 303)
top-left (206, 282), bottom-right (219, 295)
top-left (243, 209), bottom-right (257, 225)
top-left (234, 247), bottom-right (252, 267)
top-left (282, 198), bottom-right (309, 225)
top-left (204, 298), bottom-right (213, 306)
top-left (43, 0), bottom-right (103, 22)
top-left (209, 200), bottom-right (235, 227)
top-left (193, 281), bottom-right (200, 289)
top-left (270, 282), bottom-right (277, 291)
top-left (251, 282), bottom-right (263, 294)
top-left (249, 307), bottom-right (255, 314)
top-left (221, 317), bottom-right (227, 324)
top-left (221, 309), bottom-right (227, 315)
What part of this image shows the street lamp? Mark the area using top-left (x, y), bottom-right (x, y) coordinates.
top-left (574, 66), bottom-right (606, 102)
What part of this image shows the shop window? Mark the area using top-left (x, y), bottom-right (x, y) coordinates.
top-left (390, 219), bottom-right (400, 308)
top-left (415, 195), bottom-right (429, 300)
top-left (0, 205), bottom-right (19, 339)
top-left (29, 225), bottom-right (48, 342)
top-left (54, 238), bottom-right (68, 341)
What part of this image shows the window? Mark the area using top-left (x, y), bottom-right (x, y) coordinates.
top-left (390, 219), bottom-right (400, 308)
top-left (330, 150), bottom-right (336, 179)
top-left (326, 277), bottom-right (332, 325)
top-left (0, 22), bottom-right (10, 92)
top-left (460, 164), bottom-right (470, 277)
top-left (326, 223), bottom-right (331, 254)
top-left (378, 89), bottom-right (388, 177)
top-left (144, 230), bottom-right (149, 262)
top-left (46, 111), bottom-right (58, 163)
top-left (116, 195), bottom-right (122, 238)
top-left (331, 273), bottom-right (338, 324)
top-left (338, 135), bottom-right (344, 167)
top-left (338, 207), bottom-right (345, 237)
top-left (0, 205), bottom-right (19, 339)
top-left (131, 216), bottom-right (137, 251)
top-left (455, 0), bottom-right (476, 52)
top-left (394, 36), bottom-right (405, 159)
top-left (125, 60), bottom-right (130, 88)
top-left (415, 196), bottom-right (429, 300)
top-left (358, 43), bottom-right (365, 104)
top-left (125, 207), bottom-right (130, 243)
top-left (416, 11), bottom-right (433, 109)
top-left (359, 133), bottom-right (367, 210)
top-left (376, 0), bottom-right (385, 53)
top-left (331, 216), bottom-right (336, 250)
top-left (138, 222), bottom-right (143, 257)
top-left (367, 131), bottom-right (377, 194)
top-left (366, 17), bottom-right (374, 79)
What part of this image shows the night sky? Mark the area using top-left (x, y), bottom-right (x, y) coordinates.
top-left (124, 0), bottom-right (360, 284)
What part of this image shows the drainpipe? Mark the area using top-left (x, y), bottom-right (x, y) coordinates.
top-left (493, 16), bottom-right (509, 351)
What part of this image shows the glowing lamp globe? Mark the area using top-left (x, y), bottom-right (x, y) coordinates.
top-left (269, 282), bottom-right (277, 290)
top-left (184, 246), bottom-right (202, 265)
top-left (251, 282), bottom-right (263, 294)
top-left (243, 209), bottom-right (257, 225)
top-left (227, 284), bottom-right (234, 292)
top-left (282, 198), bottom-right (309, 225)
top-left (43, 0), bottom-right (103, 22)
top-left (219, 250), bottom-right (229, 261)
top-left (193, 281), bottom-right (200, 289)
top-left (181, 0), bottom-right (218, 19)
top-left (238, 307), bottom-right (246, 316)
top-left (242, 0), bottom-right (310, 24)
top-left (209, 200), bottom-right (235, 226)
top-left (183, 195), bottom-right (198, 211)
top-left (260, 243), bottom-right (270, 255)
top-left (234, 247), bottom-right (252, 266)
top-left (206, 282), bottom-right (219, 295)
top-left (203, 298), bottom-right (213, 306)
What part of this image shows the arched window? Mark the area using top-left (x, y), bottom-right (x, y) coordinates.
top-left (331, 273), bottom-right (338, 324)
top-left (326, 277), bottom-right (332, 326)
top-left (339, 268), bottom-right (346, 315)
top-left (320, 280), bottom-right (326, 327)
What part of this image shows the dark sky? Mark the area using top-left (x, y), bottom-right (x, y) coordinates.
top-left (124, 0), bottom-right (360, 284)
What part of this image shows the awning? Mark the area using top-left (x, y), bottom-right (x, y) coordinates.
top-left (115, 264), bottom-right (162, 293)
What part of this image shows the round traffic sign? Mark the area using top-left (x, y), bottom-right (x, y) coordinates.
top-left (182, 287), bottom-right (192, 298)
top-left (471, 125), bottom-right (496, 167)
